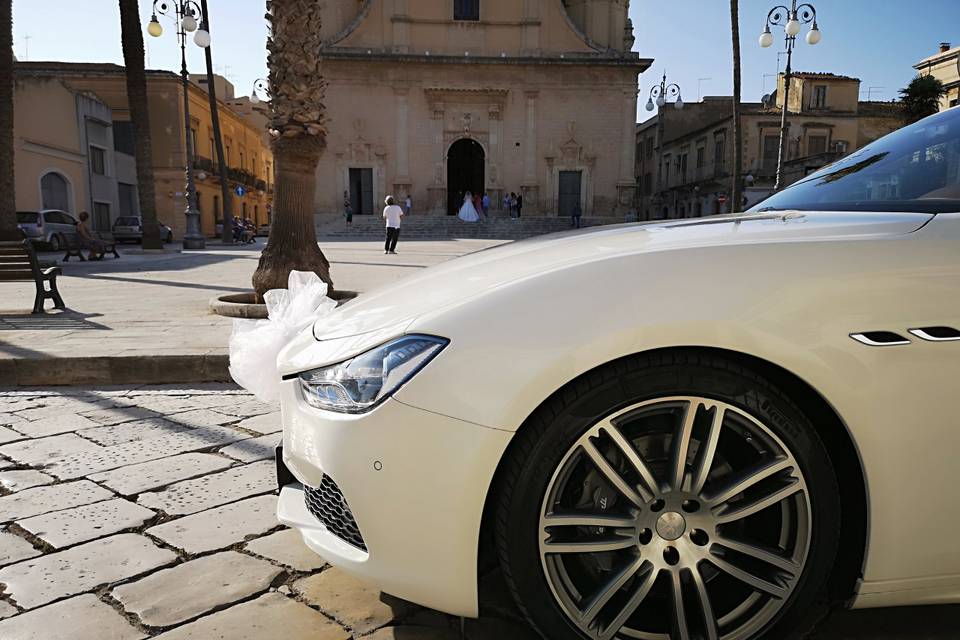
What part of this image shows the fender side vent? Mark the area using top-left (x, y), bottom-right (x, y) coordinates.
top-left (850, 331), bottom-right (911, 347)
top-left (908, 326), bottom-right (960, 342)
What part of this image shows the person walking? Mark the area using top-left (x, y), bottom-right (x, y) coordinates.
top-left (343, 191), bottom-right (353, 226)
top-left (405, 194), bottom-right (412, 217)
top-left (516, 192), bottom-right (523, 218)
top-left (572, 202), bottom-right (582, 228)
top-left (502, 192), bottom-right (511, 213)
top-left (481, 192), bottom-right (490, 219)
top-left (382, 195), bottom-right (404, 255)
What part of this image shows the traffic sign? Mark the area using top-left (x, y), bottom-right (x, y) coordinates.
top-left (235, 185), bottom-right (247, 197)
top-left (717, 195), bottom-right (728, 204)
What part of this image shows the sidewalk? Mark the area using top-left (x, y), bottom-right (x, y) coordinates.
top-left (0, 239), bottom-right (503, 385)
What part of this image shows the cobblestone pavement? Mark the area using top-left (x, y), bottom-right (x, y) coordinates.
top-left (0, 386), bottom-right (956, 639)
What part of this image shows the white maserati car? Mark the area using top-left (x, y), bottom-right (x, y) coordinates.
top-left (276, 107), bottom-right (960, 640)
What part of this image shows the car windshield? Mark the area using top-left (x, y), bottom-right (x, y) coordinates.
top-left (16, 212), bottom-right (38, 223)
top-left (750, 107), bottom-right (960, 214)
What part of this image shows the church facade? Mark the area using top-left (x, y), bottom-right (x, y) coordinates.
top-left (315, 0), bottom-right (651, 217)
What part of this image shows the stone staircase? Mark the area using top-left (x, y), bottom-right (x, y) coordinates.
top-left (315, 213), bottom-right (625, 241)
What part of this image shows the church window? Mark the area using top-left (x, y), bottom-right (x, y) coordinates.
top-left (454, 0), bottom-right (479, 21)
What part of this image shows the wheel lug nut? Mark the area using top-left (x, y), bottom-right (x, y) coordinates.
top-left (682, 499), bottom-right (700, 513)
top-left (638, 528), bottom-right (652, 545)
top-left (690, 529), bottom-right (709, 546)
top-left (663, 546), bottom-right (680, 566)
top-left (650, 499), bottom-right (665, 513)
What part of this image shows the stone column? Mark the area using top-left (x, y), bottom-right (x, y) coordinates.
top-left (393, 88), bottom-right (412, 197)
top-left (427, 103), bottom-right (447, 215)
top-left (488, 104), bottom-right (502, 198)
top-left (521, 90), bottom-right (539, 212)
top-left (616, 87), bottom-right (639, 215)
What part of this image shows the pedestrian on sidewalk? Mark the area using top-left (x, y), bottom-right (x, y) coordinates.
top-left (383, 195), bottom-right (404, 255)
top-left (77, 211), bottom-right (105, 260)
top-left (502, 192), bottom-right (511, 213)
top-left (516, 192), bottom-right (523, 218)
top-left (481, 193), bottom-right (490, 219)
top-left (572, 202), bottom-right (582, 228)
top-left (509, 192), bottom-right (517, 219)
top-left (405, 194), bottom-right (412, 217)
top-left (343, 191), bottom-right (353, 226)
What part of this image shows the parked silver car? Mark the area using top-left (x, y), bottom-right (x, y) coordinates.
top-left (112, 216), bottom-right (174, 243)
top-left (16, 210), bottom-right (79, 251)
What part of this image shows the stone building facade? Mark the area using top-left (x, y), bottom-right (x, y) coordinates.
top-left (914, 42), bottom-right (960, 112)
top-left (315, 0), bottom-right (650, 217)
top-left (15, 63), bottom-right (274, 239)
top-left (636, 72), bottom-right (905, 219)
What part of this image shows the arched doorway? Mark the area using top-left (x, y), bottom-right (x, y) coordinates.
top-left (40, 171), bottom-right (71, 211)
top-left (447, 138), bottom-right (484, 215)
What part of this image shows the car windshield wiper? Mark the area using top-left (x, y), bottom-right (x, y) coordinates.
top-left (754, 207), bottom-right (785, 212)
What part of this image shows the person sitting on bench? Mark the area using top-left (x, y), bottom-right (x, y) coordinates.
top-left (77, 211), bottom-right (106, 261)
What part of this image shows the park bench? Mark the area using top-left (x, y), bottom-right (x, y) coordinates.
top-left (63, 231), bottom-right (120, 262)
top-left (0, 240), bottom-right (65, 314)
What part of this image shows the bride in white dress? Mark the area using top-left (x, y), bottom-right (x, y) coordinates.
top-left (457, 192), bottom-right (481, 222)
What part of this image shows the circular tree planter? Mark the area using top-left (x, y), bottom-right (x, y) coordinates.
top-left (210, 290), bottom-right (358, 319)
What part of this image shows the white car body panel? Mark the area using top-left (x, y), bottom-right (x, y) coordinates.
top-left (277, 211), bottom-right (960, 615)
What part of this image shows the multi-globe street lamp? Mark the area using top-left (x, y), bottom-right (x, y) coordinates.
top-left (759, 1), bottom-right (821, 191)
top-left (645, 71), bottom-right (684, 112)
top-left (148, 1), bottom-right (211, 249)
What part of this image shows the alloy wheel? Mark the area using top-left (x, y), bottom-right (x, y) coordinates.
top-left (539, 396), bottom-right (811, 640)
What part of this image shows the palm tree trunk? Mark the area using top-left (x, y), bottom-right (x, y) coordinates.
top-left (197, 0), bottom-right (233, 244)
top-left (252, 0), bottom-right (332, 299)
top-left (730, 0), bottom-right (744, 214)
top-left (0, 0), bottom-right (18, 241)
top-left (118, 0), bottom-right (162, 249)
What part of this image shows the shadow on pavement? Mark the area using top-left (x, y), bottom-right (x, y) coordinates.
top-left (818, 604), bottom-right (960, 638)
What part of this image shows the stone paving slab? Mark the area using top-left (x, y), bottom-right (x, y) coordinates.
top-left (0, 531), bottom-right (40, 567)
top-left (0, 426), bottom-right (25, 444)
top-left (0, 480), bottom-right (113, 523)
top-left (112, 551), bottom-right (282, 628)
top-left (0, 594), bottom-right (146, 640)
top-left (152, 592), bottom-right (350, 640)
top-left (0, 600), bottom-right (16, 619)
top-left (0, 470), bottom-right (54, 493)
top-left (89, 452), bottom-right (235, 497)
top-left (76, 418), bottom-right (191, 448)
top-left (146, 494), bottom-right (279, 555)
top-left (294, 568), bottom-right (418, 635)
top-left (366, 626), bottom-right (462, 640)
top-left (0, 533), bottom-right (176, 609)
top-left (218, 433), bottom-right (281, 463)
top-left (12, 402), bottom-right (114, 422)
top-left (0, 433), bottom-right (104, 466)
top-left (10, 414), bottom-right (99, 439)
top-left (17, 498), bottom-right (156, 548)
top-left (78, 405), bottom-right (162, 426)
top-left (42, 425), bottom-right (250, 480)
top-left (236, 411), bottom-right (282, 435)
top-left (163, 408), bottom-right (237, 428)
top-left (243, 528), bottom-right (327, 572)
top-left (212, 399), bottom-right (278, 418)
top-left (137, 460), bottom-right (274, 516)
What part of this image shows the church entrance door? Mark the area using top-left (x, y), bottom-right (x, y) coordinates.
top-left (349, 168), bottom-right (374, 215)
top-left (558, 170), bottom-right (583, 217)
top-left (447, 139), bottom-right (485, 215)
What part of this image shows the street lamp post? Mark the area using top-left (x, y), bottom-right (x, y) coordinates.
top-left (759, 1), bottom-right (821, 191)
top-left (645, 72), bottom-right (684, 218)
top-left (148, 1), bottom-right (210, 250)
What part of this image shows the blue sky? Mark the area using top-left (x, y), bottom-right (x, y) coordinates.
top-left (12, 1), bottom-right (959, 120)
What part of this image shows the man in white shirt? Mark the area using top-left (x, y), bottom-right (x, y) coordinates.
top-left (383, 195), bottom-right (404, 255)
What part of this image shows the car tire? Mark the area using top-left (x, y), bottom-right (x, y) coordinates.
top-left (495, 350), bottom-right (841, 640)
top-left (48, 234), bottom-right (62, 252)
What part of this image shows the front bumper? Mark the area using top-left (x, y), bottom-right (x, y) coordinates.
top-left (276, 379), bottom-right (513, 617)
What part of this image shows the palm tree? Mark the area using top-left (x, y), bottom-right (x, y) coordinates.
top-left (900, 75), bottom-right (946, 124)
top-left (729, 0), bottom-right (743, 213)
top-left (118, 0), bottom-right (162, 249)
top-left (0, 0), bottom-right (18, 241)
top-left (251, 0), bottom-right (332, 298)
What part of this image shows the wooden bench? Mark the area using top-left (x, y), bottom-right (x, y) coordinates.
top-left (0, 240), bottom-right (65, 314)
top-left (63, 231), bottom-right (120, 262)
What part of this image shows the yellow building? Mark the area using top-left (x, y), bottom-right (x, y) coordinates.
top-left (15, 62), bottom-right (273, 239)
top-left (914, 42), bottom-right (960, 112)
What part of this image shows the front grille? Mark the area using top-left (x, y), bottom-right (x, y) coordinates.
top-left (304, 476), bottom-right (367, 552)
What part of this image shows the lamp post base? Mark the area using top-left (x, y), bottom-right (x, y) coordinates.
top-left (182, 235), bottom-right (207, 250)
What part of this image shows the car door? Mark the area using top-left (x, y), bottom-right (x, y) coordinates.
top-left (58, 212), bottom-right (79, 240)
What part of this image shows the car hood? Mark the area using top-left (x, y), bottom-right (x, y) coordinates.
top-left (308, 211), bottom-right (931, 342)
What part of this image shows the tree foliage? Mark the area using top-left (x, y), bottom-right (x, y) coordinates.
top-left (900, 75), bottom-right (946, 124)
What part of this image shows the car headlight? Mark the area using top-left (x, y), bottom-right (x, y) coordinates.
top-left (297, 335), bottom-right (448, 413)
